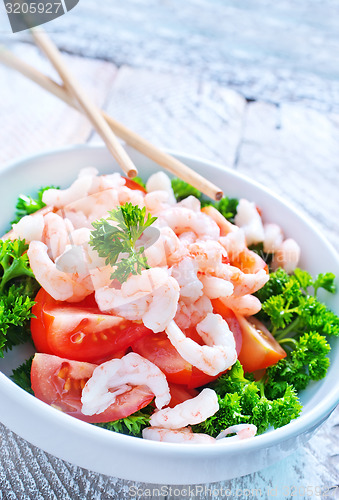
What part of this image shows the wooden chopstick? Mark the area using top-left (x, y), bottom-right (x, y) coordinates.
top-left (30, 28), bottom-right (138, 179)
top-left (0, 46), bottom-right (223, 201)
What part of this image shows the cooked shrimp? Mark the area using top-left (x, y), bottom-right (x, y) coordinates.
top-left (142, 426), bottom-right (216, 444)
top-left (65, 228), bottom-right (113, 290)
top-left (175, 295), bottom-right (213, 330)
top-left (95, 268), bottom-right (180, 332)
top-left (144, 191), bottom-right (173, 214)
top-left (178, 231), bottom-right (196, 245)
top-left (171, 257), bottom-right (203, 303)
top-left (165, 314), bottom-right (237, 376)
top-left (12, 213), bottom-right (45, 243)
top-left (42, 212), bottom-right (73, 261)
top-left (234, 199), bottom-right (265, 246)
top-left (28, 241), bottom-right (93, 302)
top-left (188, 239), bottom-right (226, 273)
top-left (201, 205), bottom-right (237, 236)
top-left (143, 423), bottom-right (257, 444)
top-left (219, 294), bottom-right (262, 316)
top-left (271, 238), bottom-right (301, 274)
top-left (149, 388), bottom-right (219, 429)
top-left (157, 207), bottom-right (220, 240)
top-left (146, 171), bottom-right (176, 203)
top-left (143, 226), bottom-right (187, 267)
top-left (217, 265), bottom-right (269, 297)
top-left (177, 195), bottom-right (201, 212)
top-left (216, 424), bottom-right (257, 441)
top-left (199, 275), bottom-right (234, 300)
top-left (263, 223), bottom-right (284, 254)
top-left (61, 189), bottom-right (120, 229)
top-left (89, 171), bottom-right (126, 194)
top-left (219, 228), bottom-right (247, 260)
top-left (81, 352), bottom-right (170, 415)
top-left (118, 186), bottom-right (145, 208)
top-left (42, 175), bottom-right (93, 209)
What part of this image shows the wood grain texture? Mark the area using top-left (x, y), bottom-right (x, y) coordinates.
top-left (0, 43), bottom-right (117, 165)
top-left (0, 41), bottom-right (338, 499)
top-left (1, 0), bottom-right (339, 111)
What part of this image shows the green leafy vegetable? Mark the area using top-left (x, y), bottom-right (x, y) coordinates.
top-left (90, 203), bottom-right (157, 283)
top-left (193, 361), bottom-right (302, 436)
top-left (171, 178), bottom-right (202, 201)
top-left (255, 268), bottom-right (338, 395)
top-left (0, 239), bottom-right (39, 356)
top-left (94, 407), bottom-right (152, 437)
top-left (10, 356), bottom-right (34, 395)
top-left (0, 239), bottom-right (34, 293)
top-left (11, 186), bottom-right (57, 224)
top-left (170, 178), bottom-right (239, 222)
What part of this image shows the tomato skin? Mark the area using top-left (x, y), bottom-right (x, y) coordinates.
top-left (167, 383), bottom-right (198, 408)
top-left (132, 332), bottom-right (222, 389)
top-left (132, 333), bottom-right (192, 385)
top-left (123, 177), bottom-right (146, 193)
top-left (31, 289), bottom-right (153, 363)
top-left (31, 353), bottom-right (154, 423)
top-left (236, 316), bottom-right (287, 373)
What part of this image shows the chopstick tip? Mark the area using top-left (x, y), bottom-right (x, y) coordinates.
top-left (215, 190), bottom-right (223, 201)
top-left (127, 168), bottom-right (138, 179)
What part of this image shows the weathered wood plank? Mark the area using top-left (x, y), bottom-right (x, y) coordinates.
top-left (0, 43), bottom-right (117, 166)
top-left (237, 100), bottom-right (339, 250)
top-left (1, 0), bottom-right (339, 111)
top-left (89, 65), bottom-right (246, 168)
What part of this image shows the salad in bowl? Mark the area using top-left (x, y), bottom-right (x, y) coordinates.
top-left (0, 145), bottom-right (338, 483)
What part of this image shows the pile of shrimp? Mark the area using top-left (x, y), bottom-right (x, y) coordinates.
top-left (12, 167), bottom-right (300, 444)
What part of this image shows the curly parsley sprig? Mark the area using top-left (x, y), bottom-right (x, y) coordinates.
top-left (0, 239), bottom-right (39, 356)
top-left (255, 268), bottom-right (338, 394)
top-left (193, 361), bottom-right (302, 436)
top-left (89, 203), bottom-right (157, 283)
top-left (11, 186), bottom-right (57, 225)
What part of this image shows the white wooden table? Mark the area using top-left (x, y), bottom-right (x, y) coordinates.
top-left (0, 2), bottom-right (339, 497)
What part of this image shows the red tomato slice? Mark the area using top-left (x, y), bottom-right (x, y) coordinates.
top-left (236, 316), bottom-right (287, 373)
top-left (123, 177), bottom-right (147, 193)
top-left (31, 353), bottom-right (154, 423)
top-left (211, 299), bottom-right (242, 355)
top-left (167, 383), bottom-right (198, 408)
top-left (31, 289), bottom-right (153, 363)
top-left (132, 332), bottom-right (221, 389)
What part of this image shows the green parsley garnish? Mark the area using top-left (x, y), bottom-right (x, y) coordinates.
top-left (10, 355), bottom-right (34, 395)
top-left (0, 239), bottom-right (39, 356)
top-left (193, 361), bottom-right (302, 436)
top-left (11, 186), bottom-right (57, 224)
top-left (89, 203), bottom-right (157, 283)
top-left (255, 268), bottom-right (338, 395)
top-left (94, 406), bottom-right (152, 437)
top-left (171, 178), bottom-right (238, 222)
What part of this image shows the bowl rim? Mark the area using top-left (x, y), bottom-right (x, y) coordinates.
top-left (0, 143), bottom-right (338, 459)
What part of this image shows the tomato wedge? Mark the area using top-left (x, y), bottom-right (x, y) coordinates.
top-left (236, 316), bottom-right (287, 373)
top-left (132, 331), bottom-right (221, 389)
top-left (31, 353), bottom-right (154, 423)
top-left (31, 289), bottom-right (153, 363)
top-left (123, 177), bottom-right (147, 193)
top-left (167, 383), bottom-right (198, 408)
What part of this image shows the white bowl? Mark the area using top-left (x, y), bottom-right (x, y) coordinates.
top-left (0, 144), bottom-right (338, 484)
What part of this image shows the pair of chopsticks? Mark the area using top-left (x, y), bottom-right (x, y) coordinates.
top-left (0, 29), bottom-right (223, 201)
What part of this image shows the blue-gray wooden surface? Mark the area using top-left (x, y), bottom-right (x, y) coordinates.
top-left (0, 1), bottom-right (338, 498)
